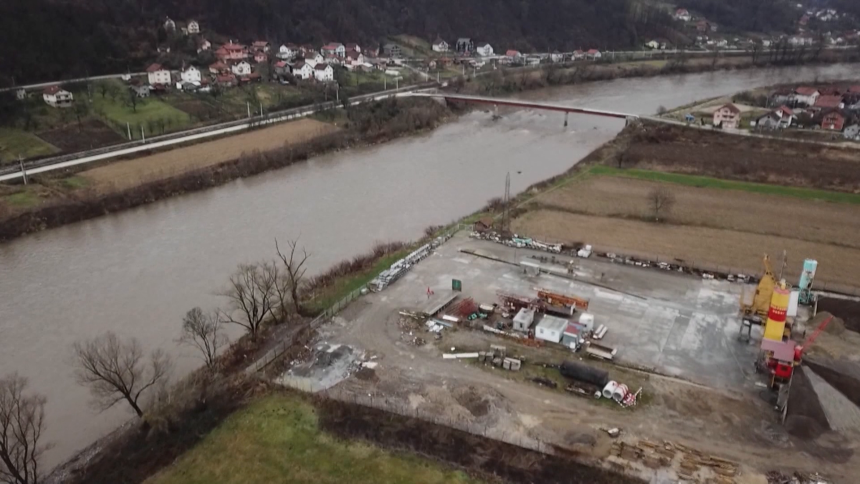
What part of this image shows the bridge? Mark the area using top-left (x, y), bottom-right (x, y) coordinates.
top-left (404, 92), bottom-right (638, 125)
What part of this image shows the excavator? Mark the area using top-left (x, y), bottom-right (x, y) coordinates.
top-left (740, 255), bottom-right (776, 317)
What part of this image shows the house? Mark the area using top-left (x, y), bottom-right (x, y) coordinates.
top-left (792, 87), bottom-right (820, 106)
top-left (321, 42), bottom-right (346, 57)
top-left (304, 53), bottom-right (324, 68)
top-left (674, 8), bottom-right (691, 22)
top-left (254, 51), bottom-right (268, 64)
top-left (814, 95), bottom-right (844, 109)
top-left (473, 217), bottom-right (494, 232)
top-left (821, 110), bottom-right (846, 131)
top-left (475, 43), bottom-right (493, 56)
top-left (550, 51), bottom-right (563, 63)
top-left (382, 43), bottom-right (402, 58)
top-left (756, 108), bottom-right (795, 130)
top-left (300, 44), bottom-right (315, 54)
top-left (291, 61), bottom-right (314, 80)
top-left (432, 38), bottom-right (449, 52)
top-left (512, 308), bottom-right (535, 333)
top-left (231, 61), bottom-right (252, 76)
top-left (209, 61), bottom-right (229, 75)
top-left (770, 88), bottom-right (793, 105)
top-left (505, 49), bottom-right (522, 61)
top-left (216, 74), bottom-right (237, 88)
top-left (713, 103), bottom-right (741, 129)
top-left (164, 17), bottom-right (176, 32)
top-left (146, 63), bottom-right (171, 85)
top-left (346, 43), bottom-right (361, 53)
top-left (587, 49), bottom-right (602, 59)
top-left (645, 40), bottom-right (660, 50)
top-left (252, 41), bottom-right (270, 53)
top-left (216, 41), bottom-right (248, 61)
top-left (525, 56), bottom-right (541, 66)
top-left (15, 89), bottom-right (26, 100)
top-left (573, 50), bottom-right (585, 60)
top-left (42, 86), bottom-right (73, 107)
top-left (187, 20), bottom-right (200, 34)
top-left (772, 105), bottom-right (796, 128)
top-left (130, 84), bottom-right (151, 98)
top-left (277, 44), bottom-right (298, 60)
top-left (196, 38), bottom-right (211, 53)
top-left (314, 63), bottom-right (334, 82)
top-left (455, 38), bottom-right (474, 54)
top-left (535, 315), bottom-right (568, 344)
top-left (843, 125), bottom-right (860, 140)
top-left (180, 66), bottom-right (202, 84)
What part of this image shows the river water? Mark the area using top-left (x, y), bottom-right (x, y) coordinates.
top-left (1, 64), bottom-right (856, 469)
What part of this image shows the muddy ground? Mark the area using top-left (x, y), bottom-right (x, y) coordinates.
top-left (37, 119), bottom-right (124, 153)
top-left (625, 123), bottom-right (860, 193)
top-left (817, 298), bottom-right (860, 333)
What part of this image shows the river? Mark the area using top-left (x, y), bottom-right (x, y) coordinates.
top-left (1, 63), bottom-right (856, 470)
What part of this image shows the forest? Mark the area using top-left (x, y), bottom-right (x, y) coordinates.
top-left (682, 0), bottom-right (803, 34)
top-left (1, 0), bottom-right (673, 84)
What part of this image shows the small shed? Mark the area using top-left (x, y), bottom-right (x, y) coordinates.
top-left (535, 315), bottom-right (568, 343)
top-left (474, 217), bottom-right (494, 233)
top-left (562, 322), bottom-right (583, 347)
top-left (578, 313), bottom-right (594, 332)
top-left (513, 308), bottom-right (535, 333)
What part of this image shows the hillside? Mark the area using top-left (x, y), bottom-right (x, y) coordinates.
top-left (0, 0), bottom-right (673, 84)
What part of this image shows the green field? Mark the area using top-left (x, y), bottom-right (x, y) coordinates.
top-left (306, 249), bottom-right (408, 314)
top-left (146, 395), bottom-right (479, 484)
top-left (0, 128), bottom-right (58, 163)
top-left (92, 94), bottom-right (192, 132)
top-left (590, 166), bottom-right (860, 205)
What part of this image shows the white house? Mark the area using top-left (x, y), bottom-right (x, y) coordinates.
top-left (587, 49), bottom-right (602, 59)
top-left (278, 44), bottom-right (297, 60)
top-left (674, 8), bottom-right (691, 22)
top-left (231, 61), bottom-right (252, 76)
top-left (187, 20), bottom-right (200, 34)
top-left (292, 61), bottom-right (314, 80)
top-left (535, 315), bottom-right (567, 344)
top-left (321, 42), bottom-right (346, 57)
top-left (475, 43), bottom-right (493, 56)
top-left (713, 103), bottom-right (741, 129)
top-left (180, 66), bottom-right (202, 84)
top-left (304, 53), bottom-right (324, 68)
top-left (432, 38), bottom-right (449, 52)
top-left (146, 63), bottom-right (171, 85)
top-left (792, 86), bottom-right (820, 106)
top-left (42, 86), bottom-right (73, 108)
top-left (550, 51), bottom-right (564, 63)
top-left (314, 63), bottom-right (334, 82)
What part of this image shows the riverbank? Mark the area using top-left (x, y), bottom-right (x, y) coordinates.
top-left (0, 98), bottom-right (455, 242)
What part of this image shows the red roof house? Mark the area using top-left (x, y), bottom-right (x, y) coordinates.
top-left (815, 95), bottom-right (844, 109)
top-left (821, 110), bottom-right (846, 131)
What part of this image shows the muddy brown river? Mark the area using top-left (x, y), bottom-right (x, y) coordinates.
top-left (1, 63), bottom-right (856, 469)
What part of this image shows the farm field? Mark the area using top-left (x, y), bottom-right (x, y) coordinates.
top-left (145, 394), bottom-right (479, 484)
top-left (36, 119), bottom-right (125, 152)
top-left (0, 127), bottom-right (58, 163)
top-left (80, 118), bottom-right (338, 190)
top-left (92, 94), bottom-right (192, 135)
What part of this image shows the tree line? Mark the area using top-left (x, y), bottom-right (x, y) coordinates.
top-left (0, 238), bottom-right (309, 484)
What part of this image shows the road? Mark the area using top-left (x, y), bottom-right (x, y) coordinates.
top-left (0, 83), bottom-right (436, 182)
top-left (0, 72), bottom-right (146, 93)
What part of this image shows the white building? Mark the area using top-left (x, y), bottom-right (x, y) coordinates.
top-left (674, 8), bottom-right (691, 22)
top-left (475, 43), bottom-right (493, 56)
top-left (292, 61), bottom-right (313, 80)
top-left (146, 63), bottom-right (171, 85)
top-left (314, 63), bottom-right (334, 82)
top-left (432, 38), bottom-right (449, 52)
top-left (231, 61), bottom-right (252, 76)
top-left (535, 315), bottom-right (568, 344)
top-left (278, 44), bottom-right (297, 60)
top-left (42, 86), bottom-right (73, 108)
top-left (187, 20), bottom-right (200, 34)
top-left (792, 87), bottom-right (820, 106)
top-left (180, 66), bottom-right (202, 84)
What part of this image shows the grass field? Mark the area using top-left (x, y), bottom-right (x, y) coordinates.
top-left (92, 95), bottom-right (192, 133)
top-left (589, 166), bottom-right (860, 205)
top-left (306, 249), bottom-right (408, 314)
top-left (146, 394), bottom-right (479, 484)
top-left (0, 127), bottom-right (58, 163)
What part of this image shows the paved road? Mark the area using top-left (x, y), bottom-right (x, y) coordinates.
top-left (0, 73), bottom-right (146, 93)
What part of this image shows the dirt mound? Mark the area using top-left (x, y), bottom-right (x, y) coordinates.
top-left (817, 298), bottom-right (860, 334)
top-left (785, 367), bottom-right (830, 440)
top-left (453, 386), bottom-right (491, 417)
top-left (354, 367), bottom-right (378, 382)
top-left (805, 360), bottom-right (860, 408)
top-left (809, 311), bottom-right (845, 335)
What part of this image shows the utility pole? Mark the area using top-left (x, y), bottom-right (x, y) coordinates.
top-left (247, 102), bottom-right (251, 118)
top-left (18, 156), bottom-right (27, 185)
top-left (126, 122), bottom-right (131, 140)
top-left (260, 102), bottom-right (263, 116)
top-left (395, 78), bottom-right (399, 90)
top-left (502, 172), bottom-right (511, 234)
top-left (778, 250), bottom-right (788, 281)
top-left (141, 126), bottom-right (145, 142)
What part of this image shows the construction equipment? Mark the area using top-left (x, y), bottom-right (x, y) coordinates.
top-left (796, 314), bottom-right (834, 362)
top-left (740, 255), bottom-right (776, 317)
top-left (536, 288), bottom-right (589, 311)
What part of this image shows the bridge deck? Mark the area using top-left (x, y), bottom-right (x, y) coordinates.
top-left (408, 93), bottom-right (637, 120)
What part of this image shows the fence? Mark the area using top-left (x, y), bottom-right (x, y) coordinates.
top-left (243, 287), bottom-right (365, 374)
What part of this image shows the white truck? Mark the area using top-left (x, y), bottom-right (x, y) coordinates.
top-left (577, 244), bottom-right (593, 258)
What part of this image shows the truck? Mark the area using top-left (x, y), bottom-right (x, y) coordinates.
top-left (585, 342), bottom-right (617, 360)
top-left (577, 244), bottom-right (593, 258)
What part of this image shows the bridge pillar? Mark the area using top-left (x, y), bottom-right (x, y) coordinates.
top-left (564, 112), bottom-right (569, 127)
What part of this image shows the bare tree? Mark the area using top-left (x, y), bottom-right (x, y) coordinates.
top-left (220, 262), bottom-right (280, 340)
top-left (178, 308), bottom-right (226, 370)
top-left (647, 186), bottom-right (676, 222)
top-left (0, 374), bottom-right (48, 484)
top-left (73, 332), bottom-right (172, 418)
top-left (275, 238), bottom-right (311, 315)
